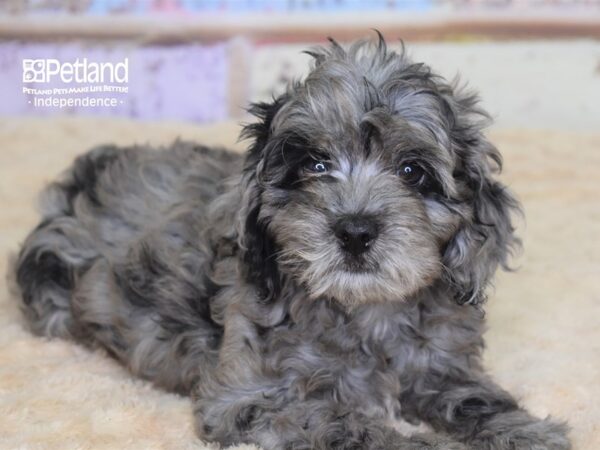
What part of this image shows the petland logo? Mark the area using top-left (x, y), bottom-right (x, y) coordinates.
top-left (22, 57), bottom-right (129, 109)
top-left (23, 58), bottom-right (129, 84)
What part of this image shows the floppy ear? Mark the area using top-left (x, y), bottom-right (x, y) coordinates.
top-left (237, 96), bottom-right (287, 302)
top-left (442, 102), bottom-right (521, 306)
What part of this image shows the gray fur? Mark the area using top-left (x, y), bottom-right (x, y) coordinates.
top-left (13, 35), bottom-right (569, 449)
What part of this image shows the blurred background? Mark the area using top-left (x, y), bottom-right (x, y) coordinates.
top-left (0, 0), bottom-right (599, 130)
top-left (1, 3), bottom-right (599, 450)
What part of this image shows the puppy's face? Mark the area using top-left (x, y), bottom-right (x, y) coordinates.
top-left (259, 107), bottom-right (457, 306)
top-left (241, 38), bottom-right (519, 308)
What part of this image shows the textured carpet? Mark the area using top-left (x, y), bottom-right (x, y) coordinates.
top-left (0, 117), bottom-right (598, 449)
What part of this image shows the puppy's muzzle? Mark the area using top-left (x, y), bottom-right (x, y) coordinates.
top-left (333, 216), bottom-right (379, 256)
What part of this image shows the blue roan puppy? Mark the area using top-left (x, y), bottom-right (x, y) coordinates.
top-left (14, 35), bottom-right (570, 449)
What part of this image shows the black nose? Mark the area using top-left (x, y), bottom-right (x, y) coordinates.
top-left (334, 216), bottom-right (379, 256)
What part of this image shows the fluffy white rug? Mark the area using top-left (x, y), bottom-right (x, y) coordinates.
top-left (1, 117), bottom-right (597, 449)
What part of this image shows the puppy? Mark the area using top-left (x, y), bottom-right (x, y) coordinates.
top-left (14, 35), bottom-right (570, 449)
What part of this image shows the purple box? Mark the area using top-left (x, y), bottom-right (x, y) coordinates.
top-left (0, 42), bottom-right (230, 123)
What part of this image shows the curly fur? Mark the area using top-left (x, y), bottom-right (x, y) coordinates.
top-left (13, 35), bottom-right (570, 449)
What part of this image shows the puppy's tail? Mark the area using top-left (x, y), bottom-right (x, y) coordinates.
top-left (12, 145), bottom-right (118, 339)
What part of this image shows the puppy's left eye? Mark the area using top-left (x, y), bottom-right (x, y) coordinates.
top-left (397, 163), bottom-right (426, 187)
top-left (306, 160), bottom-right (329, 174)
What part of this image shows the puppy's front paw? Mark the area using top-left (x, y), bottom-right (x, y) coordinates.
top-left (470, 411), bottom-right (571, 450)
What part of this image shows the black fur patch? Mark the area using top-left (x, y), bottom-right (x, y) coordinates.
top-left (239, 96), bottom-right (289, 302)
top-left (454, 395), bottom-right (517, 421)
top-left (16, 250), bottom-right (73, 306)
top-left (235, 405), bottom-right (258, 431)
top-left (60, 145), bottom-right (120, 211)
top-left (242, 204), bottom-right (281, 303)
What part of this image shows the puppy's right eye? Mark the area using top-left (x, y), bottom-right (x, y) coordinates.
top-left (397, 162), bottom-right (426, 186)
top-left (305, 160), bottom-right (329, 174)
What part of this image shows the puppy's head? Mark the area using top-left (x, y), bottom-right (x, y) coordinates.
top-left (239, 35), bottom-right (520, 308)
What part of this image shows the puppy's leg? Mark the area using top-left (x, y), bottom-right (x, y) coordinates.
top-left (468, 409), bottom-right (571, 450)
top-left (195, 377), bottom-right (467, 450)
top-left (400, 371), bottom-right (570, 450)
top-left (192, 309), bottom-right (466, 450)
top-left (15, 141), bottom-right (232, 393)
top-left (70, 228), bottom-right (221, 394)
top-left (391, 293), bottom-right (570, 450)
